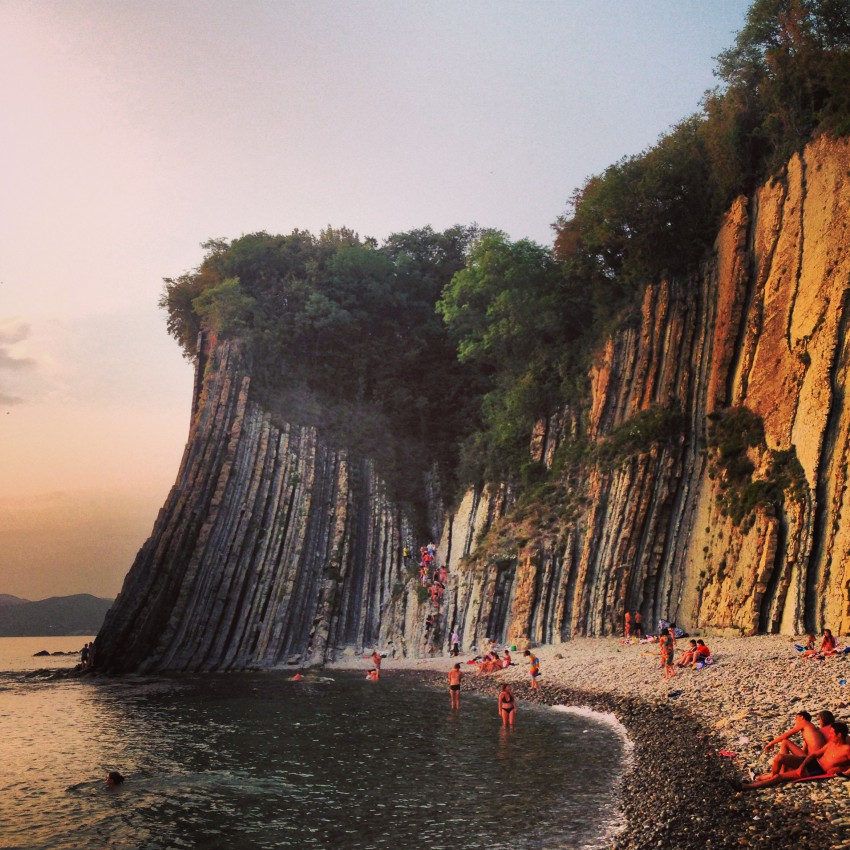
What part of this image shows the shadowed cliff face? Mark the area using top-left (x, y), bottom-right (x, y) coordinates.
top-left (96, 339), bottom-right (427, 672)
top-left (99, 137), bottom-right (850, 672)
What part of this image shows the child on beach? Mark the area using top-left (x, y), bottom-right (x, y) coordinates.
top-left (523, 649), bottom-right (540, 689)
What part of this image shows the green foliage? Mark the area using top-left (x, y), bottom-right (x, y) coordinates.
top-left (437, 232), bottom-right (590, 483)
top-left (594, 407), bottom-right (687, 466)
top-left (160, 226), bottom-right (486, 511)
top-left (706, 406), bottom-right (808, 525)
top-left (706, 406), bottom-right (765, 460)
top-left (192, 277), bottom-right (257, 338)
top-left (716, 0), bottom-right (850, 162)
top-left (552, 0), bottom-right (850, 333)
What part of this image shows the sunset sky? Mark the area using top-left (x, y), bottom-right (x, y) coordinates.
top-left (0, 0), bottom-right (752, 600)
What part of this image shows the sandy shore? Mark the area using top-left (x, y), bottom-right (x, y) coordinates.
top-left (330, 635), bottom-right (850, 850)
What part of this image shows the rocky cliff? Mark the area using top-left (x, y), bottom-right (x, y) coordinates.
top-left (96, 338), bottom-right (430, 672)
top-left (443, 135), bottom-right (850, 650)
top-left (98, 136), bottom-right (850, 672)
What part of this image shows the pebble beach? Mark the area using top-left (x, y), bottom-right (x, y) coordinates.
top-left (350, 636), bottom-right (850, 850)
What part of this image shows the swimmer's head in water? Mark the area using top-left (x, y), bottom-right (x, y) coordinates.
top-left (106, 771), bottom-right (124, 787)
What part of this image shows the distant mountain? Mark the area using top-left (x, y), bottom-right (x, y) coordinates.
top-left (0, 594), bottom-right (113, 637)
top-left (0, 594), bottom-right (29, 607)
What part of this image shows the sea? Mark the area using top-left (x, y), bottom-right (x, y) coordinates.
top-left (0, 636), bottom-right (629, 850)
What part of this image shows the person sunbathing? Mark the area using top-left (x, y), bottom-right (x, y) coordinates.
top-left (763, 711), bottom-right (827, 758)
top-left (738, 721), bottom-right (850, 789)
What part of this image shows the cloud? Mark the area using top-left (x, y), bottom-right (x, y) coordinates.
top-left (0, 318), bottom-right (37, 405)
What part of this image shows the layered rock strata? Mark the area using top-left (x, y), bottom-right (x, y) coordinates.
top-left (97, 340), bottom-right (421, 672)
top-left (443, 135), bottom-right (850, 649)
top-left (98, 136), bottom-right (850, 671)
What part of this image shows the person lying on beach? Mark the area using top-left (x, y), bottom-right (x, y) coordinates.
top-left (477, 652), bottom-right (503, 674)
top-left (498, 684), bottom-right (516, 727)
top-left (737, 722), bottom-right (850, 789)
top-left (763, 711), bottom-right (827, 758)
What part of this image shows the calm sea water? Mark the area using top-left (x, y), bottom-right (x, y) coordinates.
top-left (0, 637), bottom-right (628, 850)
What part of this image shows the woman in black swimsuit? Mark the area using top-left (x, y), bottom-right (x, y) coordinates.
top-left (498, 684), bottom-right (516, 727)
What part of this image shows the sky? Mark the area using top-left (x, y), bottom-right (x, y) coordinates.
top-left (0, 0), bottom-right (753, 601)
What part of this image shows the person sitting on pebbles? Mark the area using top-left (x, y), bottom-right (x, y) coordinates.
top-left (801, 629), bottom-right (837, 659)
top-left (735, 721), bottom-right (850, 790)
top-left (677, 639), bottom-right (700, 667)
top-left (763, 710), bottom-right (827, 758)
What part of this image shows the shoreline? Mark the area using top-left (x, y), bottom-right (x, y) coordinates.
top-left (329, 635), bottom-right (850, 850)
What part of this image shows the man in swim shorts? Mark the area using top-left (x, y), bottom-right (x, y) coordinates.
top-left (448, 663), bottom-right (462, 709)
top-left (739, 722), bottom-right (850, 789)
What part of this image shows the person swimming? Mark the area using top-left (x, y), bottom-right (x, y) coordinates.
top-left (105, 771), bottom-right (124, 789)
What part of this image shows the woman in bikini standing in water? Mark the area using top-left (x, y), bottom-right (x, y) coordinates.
top-left (498, 684), bottom-right (517, 727)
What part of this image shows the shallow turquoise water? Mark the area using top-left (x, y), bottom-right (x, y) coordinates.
top-left (0, 642), bottom-right (626, 849)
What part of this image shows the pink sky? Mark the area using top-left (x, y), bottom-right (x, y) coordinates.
top-left (0, 0), bottom-right (752, 600)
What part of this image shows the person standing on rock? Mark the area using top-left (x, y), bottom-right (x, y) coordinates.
top-left (523, 649), bottom-right (540, 689)
top-left (624, 611), bottom-right (631, 639)
top-left (450, 628), bottom-right (461, 657)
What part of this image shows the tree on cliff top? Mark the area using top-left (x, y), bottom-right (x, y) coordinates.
top-left (160, 226), bottom-right (488, 502)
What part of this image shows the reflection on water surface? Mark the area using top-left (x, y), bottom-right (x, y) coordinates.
top-left (0, 661), bottom-right (626, 849)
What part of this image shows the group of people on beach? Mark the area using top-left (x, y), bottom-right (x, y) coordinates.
top-left (794, 629), bottom-right (849, 660)
top-left (660, 630), bottom-right (713, 679)
top-left (735, 708), bottom-right (850, 790)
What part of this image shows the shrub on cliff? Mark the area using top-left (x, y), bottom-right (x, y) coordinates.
top-left (707, 406), bottom-right (808, 524)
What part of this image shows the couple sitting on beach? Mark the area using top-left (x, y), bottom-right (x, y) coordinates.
top-left (676, 639), bottom-right (713, 668)
top-left (794, 629), bottom-right (849, 659)
top-left (736, 710), bottom-right (850, 790)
